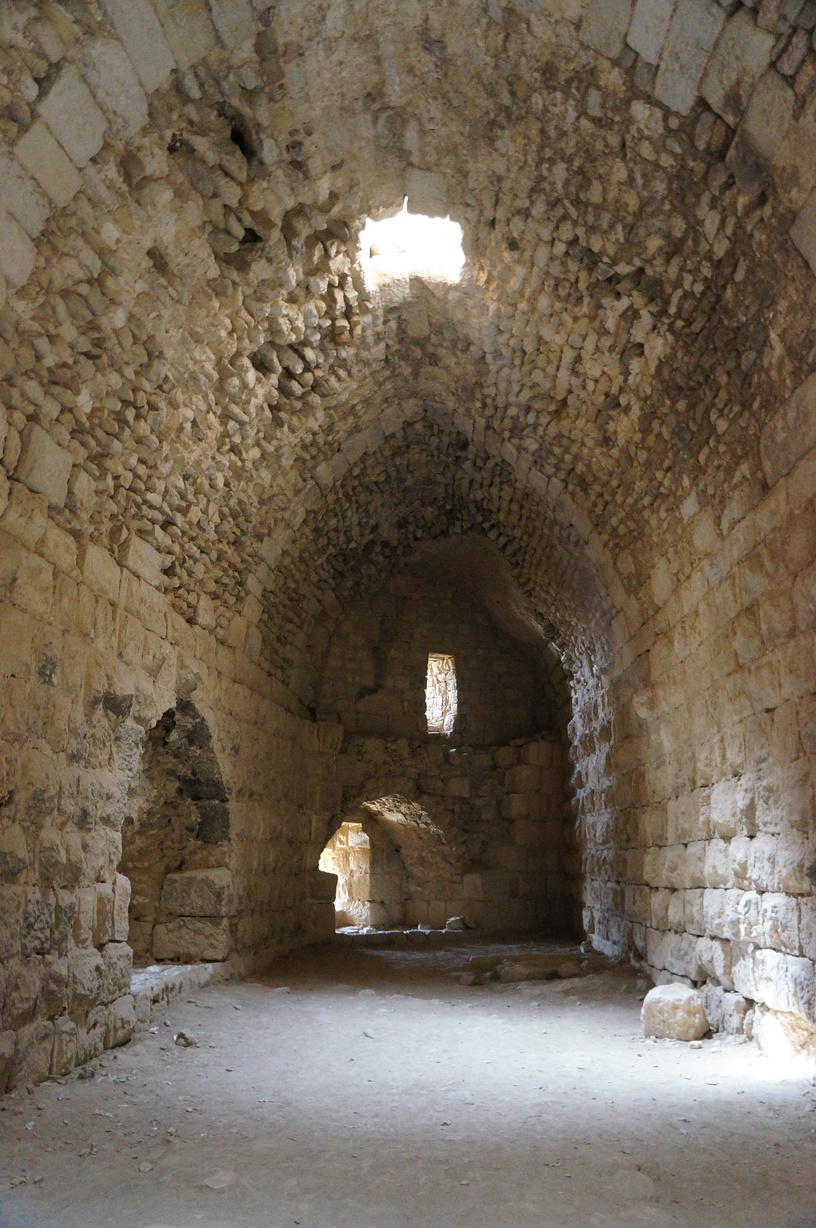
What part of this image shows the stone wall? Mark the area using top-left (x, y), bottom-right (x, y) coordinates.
top-left (0, 479), bottom-right (337, 1090)
top-left (315, 569), bottom-right (569, 745)
top-left (0, 0), bottom-right (815, 1078)
top-left (334, 733), bottom-right (576, 934)
top-left (577, 415), bottom-right (816, 1043)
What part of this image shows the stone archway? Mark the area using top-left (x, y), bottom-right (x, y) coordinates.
top-left (320, 815), bottom-right (408, 929)
top-left (120, 700), bottom-right (234, 966)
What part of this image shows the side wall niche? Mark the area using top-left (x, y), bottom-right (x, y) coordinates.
top-left (120, 700), bottom-right (234, 965)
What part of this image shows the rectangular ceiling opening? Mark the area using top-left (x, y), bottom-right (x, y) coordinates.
top-left (425, 653), bottom-right (457, 736)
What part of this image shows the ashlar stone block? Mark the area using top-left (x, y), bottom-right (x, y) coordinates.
top-left (642, 983), bottom-right (709, 1039)
top-left (152, 916), bottom-right (231, 961)
top-left (38, 65), bottom-right (107, 167)
top-left (160, 867), bottom-right (234, 917)
top-left (78, 37), bottom-right (148, 139)
top-left (0, 205), bottom-right (35, 290)
top-left (99, 0), bottom-right (176, 94)
top-left (760, 373), bottom-right (816, 486)
top-left (112, 873), bottom-right (131, 941)
top-left (105, 994), bottom-right (136, 1048)
top-left (700, 9), bottom-right (774, 128)
top-left (0, 153), bottom-right (49, 239)
top-left (15, 120), bottom-right (82, 207)
top-left (152, 0), bottom-right (217, 70)
top-left (627, 0), bottom-right (675, 62)
top-left (655, 0), bottom-right (726, 115)
top-left (15, 424), bottom-right (73, 508)
top-left (580, 0), bottom-right (633, 58)
top-left (726, 70), bottom-right (794, 193)
top-left (405, 167), bottom-right (448, 218)
top-left (206, 0), bottom-right (255, 50)
top-left (51, 1017), bottom-right (76, 1076)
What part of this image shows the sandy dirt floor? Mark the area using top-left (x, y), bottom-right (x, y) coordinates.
top-left (1, 938), bottom-right (814, 1228)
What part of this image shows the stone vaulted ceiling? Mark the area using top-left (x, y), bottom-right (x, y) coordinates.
top-left (2, 0), bottom-right (815, 699)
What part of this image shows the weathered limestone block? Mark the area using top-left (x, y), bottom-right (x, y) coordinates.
top-left (112, 872), bottom-right (131, 940)
top-left (99, 0), bottom-right (176, 94)
top-left (160, 867), bottom-right (234, 917)
top-left (760, 373), bottom-right (816, 486)
top-left (52, 891), bottom-right (77, 952)
top-left (118, 534), bottom-right (166, 589)
top-left (40, 957), bottom-right (68, 1019)
top-left (77, 37), bottom-right (148, 139)
top-left (152, 916), bottom-right (231, 961)
top-left (520, 741), bottom-right (553, 767)
top-left (51, 1017), bottom-right (77, 1076)
top-left (642, 983), bottom-right (709, 1039)
top-left (1, 484), bottom-right (47, 552)
top-left (0, 825), bottom-right (28, 881)
top-left (93, 883), bottom-right (114, 946)
top-left (762, 892), bottom-right (800, 953)
top-left (37, 64), bottom-right (107, 167)
top-left (627, 0), bottom-right (674, 63)
top-left (579, 0), bottom-right (633, 58)
top-left (102, 941), bottom-right (133, 1003)
top-left (152, 0), bottom-right (217, 70)
top-left (15, 425), bottom-right (73, 508)
top-left (15, 120), bottom-right (82, 206)
top-left (8, 1020), bottom-right (53, 1090)
top-left (0, 205), bottom-right (35, 290)
top-left (405, 168), bottom-right (448, 218)
top-left (753, 949), bottom-right (815, 1021)
top-left (73, 887), bottom-right (96, 949)
top-left (699, 9), bottom-right (774, 127)
top-left (22, 889), bottom-right (53, 957)
top-left (0, 151), bottom-right (49, 239)
top-left (505, 764), bottom-right (540, 792)
top-left (704, 838), bottom-right (732, 888)
top-left (3, 958), bottom-right (40, 1029)
top-left (105, 994), bottom-right (136, 1048)
top-left (38, 827), bottom-right (66, 886)
top-left (666, 931), bottom-right (705, 979)
top-left (76, 1006), bottom-right (106, 1065)
top-left (76, 538), bottom-right (121, 603)
top-left (655, 0), bottom-right (725, 115)
top-left (697, 935), bottom-right (733, 987)
top-left (737, 890), bottom-right (763, 942)
top-left (800, 898), bottom-right (816, 959)
top-left (754, 1006), bottom-right (816, 1060)
top-left (726, 70), bottom-right (794, 193)
top-left (207, 0), bottom-right (255, 50)
top-left (68, 949), bottom-right (104, 1016)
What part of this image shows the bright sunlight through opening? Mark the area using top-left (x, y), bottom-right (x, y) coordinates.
top-left (359, 201), bottom-right (465, 289)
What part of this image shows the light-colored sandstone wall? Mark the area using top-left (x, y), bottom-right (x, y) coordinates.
top-left (316, 572), bottom-right (569, 745)
top-left (577, 422), bottom-right (816, 1041)
top-left (0, 0), bottom-right (814, 1073)
top-left (335, 733), bottom-right (576, 934)
top-left (0, 478), bottom-right (337, 1090)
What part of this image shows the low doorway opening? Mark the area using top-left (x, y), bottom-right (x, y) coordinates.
top-left (319, 818), bottom-right (407, 930)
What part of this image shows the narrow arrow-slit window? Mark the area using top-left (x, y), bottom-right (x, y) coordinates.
top-left (425, 653), bottom-right (457, 736)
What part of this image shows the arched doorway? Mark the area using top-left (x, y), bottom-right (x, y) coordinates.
top-left (319, 816), bottom-right (407, 929)
top-left (120, 700), bottom-right (233, 965)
